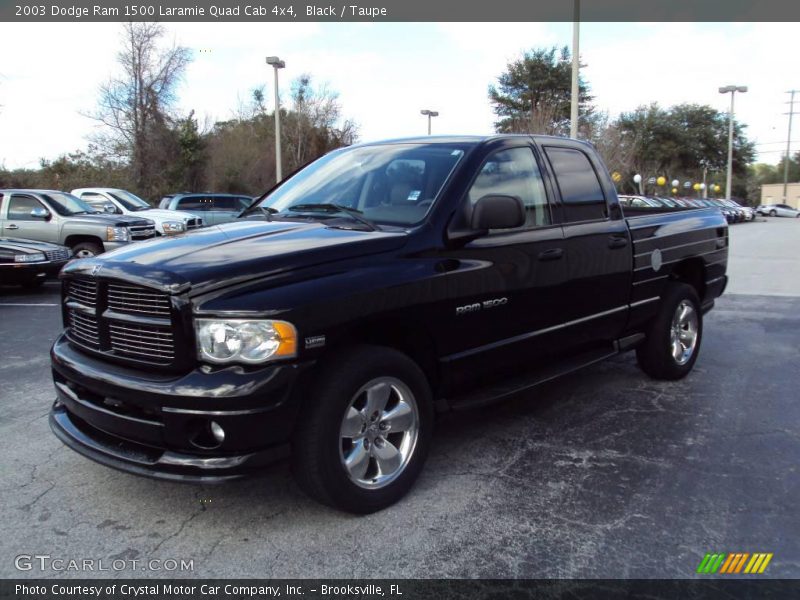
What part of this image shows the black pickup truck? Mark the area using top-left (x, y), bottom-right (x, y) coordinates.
top-left (50, 135), bottom-right (728, 513)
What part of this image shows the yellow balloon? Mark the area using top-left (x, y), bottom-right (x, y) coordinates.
top-left (656, 176), bottom-right (666, 186)
top-left (714, 184), bottom-right (721, 192)
top-left (611, 171), bottom-right (622, 183)
top-left (672, 187), bottom-right (678, 194)
top-left (693, 183), bottom-right (701, 191)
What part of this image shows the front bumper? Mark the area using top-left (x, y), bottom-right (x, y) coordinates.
top-left (50, 334), bottom-right (314, 482)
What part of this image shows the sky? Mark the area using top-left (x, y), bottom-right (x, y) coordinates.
top-left (0, 21), bottom-right (798, 170)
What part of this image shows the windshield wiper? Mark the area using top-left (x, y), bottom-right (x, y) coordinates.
top-left (287, 203), bottom-right (379, 231)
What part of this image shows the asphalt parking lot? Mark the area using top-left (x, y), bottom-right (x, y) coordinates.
top-left (1, 218), bottom-right (799, 579)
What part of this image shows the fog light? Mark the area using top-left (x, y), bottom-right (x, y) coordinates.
top-left (210, 421), bottom-right (225, 444)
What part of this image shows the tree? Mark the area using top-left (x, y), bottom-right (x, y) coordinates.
top-left (488, 46), bottom-right (594, 136)
top-left (89, 22), bottom-right (191, 199)
top-left (612, 103), bottom-right (756, 196)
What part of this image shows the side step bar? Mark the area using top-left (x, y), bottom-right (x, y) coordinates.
top-left (445, 344), bottom-right (619, 412)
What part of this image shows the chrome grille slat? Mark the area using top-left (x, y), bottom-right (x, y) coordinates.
top-left (107, 283), bottom-right (171, 317)
top-left (67, 280), bottom-right (97, 307)
top-left (110, 340), bottom-right (174, 355)
top-left (68, 309), bottom-right (100, 348)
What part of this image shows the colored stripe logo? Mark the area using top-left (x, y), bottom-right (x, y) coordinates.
top-left (697, 552), bottom-right (773, 574)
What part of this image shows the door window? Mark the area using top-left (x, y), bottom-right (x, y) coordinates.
top-left (545, 147), bottom-right (607, 222)
top-left (7, 195), bottom-right (45, 220)
top-left (468, 147), bottom-right (550, 228)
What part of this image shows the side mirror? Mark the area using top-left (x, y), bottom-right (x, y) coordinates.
top-left (30, 207), bottom-right (50, 220)
top-left (104, 204), bottom-right (119, 214)
top-left (471, 194), bottom-right (525, 230)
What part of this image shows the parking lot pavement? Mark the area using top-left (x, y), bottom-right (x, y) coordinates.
top-left (1, 220), bottom-right (798, 579)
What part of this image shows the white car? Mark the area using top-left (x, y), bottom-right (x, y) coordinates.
top-left (757, 203), bottom-right (800, 218)
top-left (71, 188), bottom-right (205, 235)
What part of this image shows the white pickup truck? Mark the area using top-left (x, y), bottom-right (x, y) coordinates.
top-left (72, 188), bottom-right (204, 236)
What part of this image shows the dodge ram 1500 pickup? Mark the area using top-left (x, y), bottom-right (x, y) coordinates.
top-left (49, 135), bottom-right (728, 513)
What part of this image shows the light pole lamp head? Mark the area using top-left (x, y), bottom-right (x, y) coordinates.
top-left (719, 85), bottom-right (747, 94)
top-left (420, 109), bottom-right (439, 117)
top-left (266, 56), bottom-right (285, 69)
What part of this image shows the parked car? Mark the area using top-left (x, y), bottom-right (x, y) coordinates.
top-left (758, 203), bottom-right (800, 218)
top-left (0, 189), bottom-right (156, 258)
top-left (158, 193), bottom-right (254, 225)
top-left (703, 199), bottom-right (735, 223)
top-left (72, 188), bottom-right (204, 235)
top-left (618, 195), bottom-right (661, 208)
top-left (0, 238), bottom-right (72, 287)
top-left (721, 199), bottom-right (754, 222)
top-left (50, 135), bottom-right (728, 513)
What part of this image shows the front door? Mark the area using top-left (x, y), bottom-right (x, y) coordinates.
top-left (4, 194), bottom-right (58, 243)
top-left (435, 143), bottom-right (569, 394)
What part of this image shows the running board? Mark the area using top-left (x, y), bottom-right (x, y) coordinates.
top-left (445, 344), bottom-right (619, 411)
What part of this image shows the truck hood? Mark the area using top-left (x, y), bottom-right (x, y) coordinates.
top-left (0, 237), bottom-right (66, 253)
top-left (130, 208), bottom-right (199, 222)
top-left (62, 220), bottom-right (408, 295)
top-left (65, 213), bottom-right (153, 227)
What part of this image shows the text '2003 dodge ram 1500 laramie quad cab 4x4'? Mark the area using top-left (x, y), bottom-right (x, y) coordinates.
top-left (50, 135), bottom-right (728, 513)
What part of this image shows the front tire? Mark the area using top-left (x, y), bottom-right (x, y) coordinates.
top-left (71, 242), bottom-right (103, 258)
top-left (636, 282), bottom-right (703, 380)
top-left (291, 345), bottom-right (434, 513)
top-left (770, 210), bottom-right (777, 217)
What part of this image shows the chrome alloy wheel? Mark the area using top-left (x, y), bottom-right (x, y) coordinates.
top-left (670, 300), bottom-right (699, 365)
top-left (339, 377), bottom-right (420, 489)
top-left (74, 248), bottom-right (97, 258)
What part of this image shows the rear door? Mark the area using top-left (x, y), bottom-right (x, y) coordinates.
top-left (541, 144), bottom-right (632, 351)
top-left (4, 193), bottom-right (58, 243)
top-left (210, 196), bottom-right (242, 224)
top-left (437, 141), bottom-right (569, 393)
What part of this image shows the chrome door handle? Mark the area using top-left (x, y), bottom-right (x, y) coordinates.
top-left (5, 224), bottom-right (19, 230)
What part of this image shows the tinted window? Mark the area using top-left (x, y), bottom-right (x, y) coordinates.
top-left (177, 196), bottom-right (208, 211)
top-left (545, 147), bottom-right (607, 222)
top-left (213, 197), bottom-right (244, 211)
top-left (8, 195), bottom-right (44, 220)
top-left (468, 147), bottom-right (550, 228)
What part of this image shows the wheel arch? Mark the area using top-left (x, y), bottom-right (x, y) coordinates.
top-left (669, 258), bottom-right (706, 302)
top-left (64, 234), bottom-right (104, 251)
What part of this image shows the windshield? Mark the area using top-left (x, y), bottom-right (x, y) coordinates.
top-left (40, 192), bottom-right (96, 216)
top-left (253, 143), bottom-right (468, 226)
top-left (109, 190), bottom-right (150, 211)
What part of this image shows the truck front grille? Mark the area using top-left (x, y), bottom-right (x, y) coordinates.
top-left (107, 283), bottom-right (171, 317)
top-left (109, 323), bottom-right (175, 364)
top-left (129, 224), bottom-right (157, 240)
top-left (64, 277), bottom-right (181, 369)
top-left (185, 218), bottom-right (203, 230)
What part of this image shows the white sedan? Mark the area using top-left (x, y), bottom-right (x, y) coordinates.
top-left (757, 203), bottom-right (800, 218)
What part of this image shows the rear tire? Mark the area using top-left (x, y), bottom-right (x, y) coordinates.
top-left (291, 345), bottom-right (434, 513)
top-left (770, 210), bottom-right (777, 217)
top-left (71, 242), bottom-right (103, 258)
top-left (636, 282), bottom-right (703, 380)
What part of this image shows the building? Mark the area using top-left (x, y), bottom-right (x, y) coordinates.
top-left (760, 183), bottom-right (800, 209)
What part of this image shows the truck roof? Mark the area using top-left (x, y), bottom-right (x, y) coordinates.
top-left (353, 133), bottom-right (594, 149)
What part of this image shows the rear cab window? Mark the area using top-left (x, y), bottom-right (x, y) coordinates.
top-left (544, 146), bottom-right (608, 222)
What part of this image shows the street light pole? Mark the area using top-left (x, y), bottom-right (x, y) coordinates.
top-left (420, 109), bottom-right (439, 135)
top-left (718, 85), bottom-right (747, 200)
top-left (266, 56), bottom-right (286, 182)
top-left (570, 0), bottom-right (580, 139)
top-left (783, 90), bottom-right (798, 202)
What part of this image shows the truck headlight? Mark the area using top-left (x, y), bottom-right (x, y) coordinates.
top-left (15, 252), bottom-right (45, 262)
top-left (195, 319), bottom-right (297, 364)
top-left (162, 221), bottom-right (185, 234)
top-left (107, 226), bottom-right (130, 242)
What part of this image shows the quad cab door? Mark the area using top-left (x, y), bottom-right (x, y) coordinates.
top-left (540, 143), bottom-right (632, 351)
top-left (435, 139), bottom-right (569, 395)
